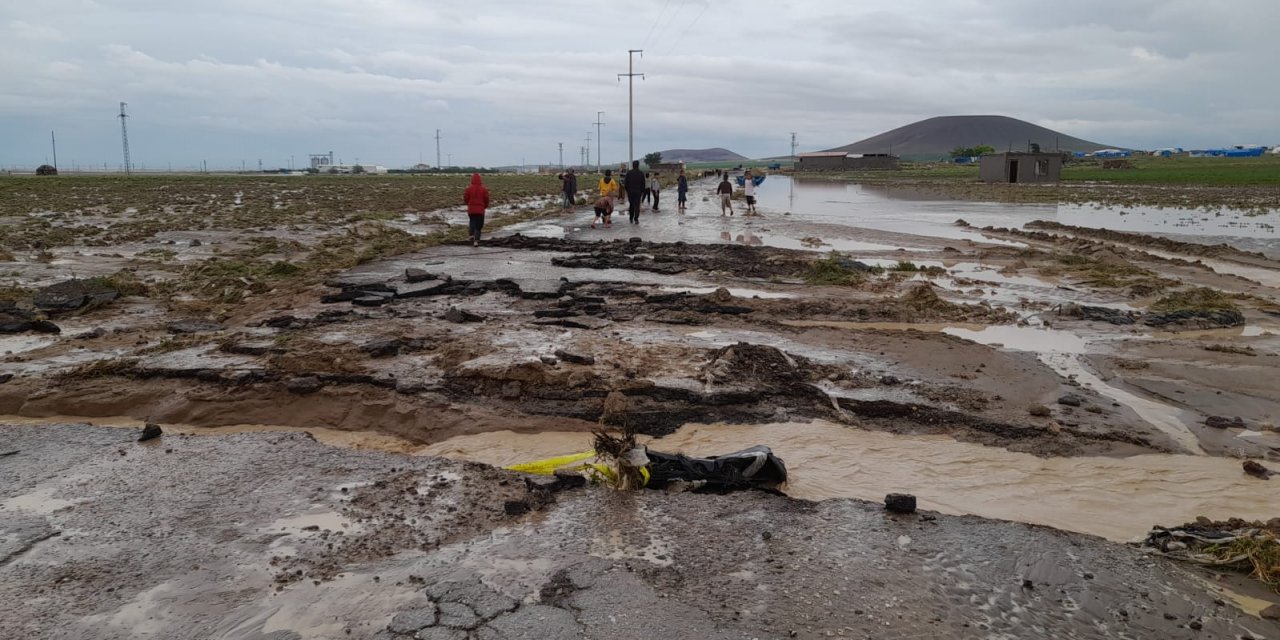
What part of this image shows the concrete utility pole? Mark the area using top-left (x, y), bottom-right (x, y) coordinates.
top-left (435, 129), bottom-right (442, 168)
top-left (585, 132), bottom-right (592, 168)
top-left (790, 132), bottom-right (798, 163)
top-left (594, 112), bottom-right (605, 173)
top-left (50, 131), bottom-right (58, 171)
top-left (618, 50), bottom-right (644, 163)
top-left (118, 102), bottom-right (131, 175)
top-left (558, 142), bottom-right (564, 169)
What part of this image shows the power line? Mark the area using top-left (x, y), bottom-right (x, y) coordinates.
top-left (618, 50), bottom-right (645, 164)
top-left (651, 0), bottom-right (689, 52)
top-left (666, 0), bottom-right (710, 56)
top-left (640, 0), bottom-right (673, 49)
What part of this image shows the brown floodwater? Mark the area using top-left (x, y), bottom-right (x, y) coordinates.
top-left (8, 415), bottom-right (1270, 543)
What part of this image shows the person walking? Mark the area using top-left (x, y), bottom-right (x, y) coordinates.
top-left (742, 169), bottom-right (758, 215)
top-left (617, 163), bottom-right (629, 206)
top-left (717, 173), bottom-right (734, 216)
top-left (641, 173), bottom-right (651, 205)
top-left (560, 168), bottom-right (577, 210)
top-left (463, 173), bottom-right (490, 246)
top-left (676, 169), bottom-right (689, 213)
top-left (649, 172), bottom-right (661, 211)
top-left (624, 160), bottom-right (647, 224)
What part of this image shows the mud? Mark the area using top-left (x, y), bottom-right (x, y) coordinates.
top-left (4, 423), bottom-right (1279, 640)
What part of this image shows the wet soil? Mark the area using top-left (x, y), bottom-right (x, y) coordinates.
top-left (3, 423), bottom-right (1278, 640)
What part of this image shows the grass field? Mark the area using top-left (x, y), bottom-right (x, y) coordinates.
top-left (1062, 155), bottom-right (1280, 185)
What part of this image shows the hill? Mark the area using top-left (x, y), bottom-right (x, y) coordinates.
top-left (824, 115), bottom-right (1113, 158)
top-left (654, 148), bottom-right (749, 163)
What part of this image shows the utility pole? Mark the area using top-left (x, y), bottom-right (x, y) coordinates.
top-left (558, 142), bottom-right (563, 169)
top-left (594, 112), bottom-right (605, 173)
top-left (50, 131), bottom-right (58, 171)
top-left (585, 132), bottom-right (592, 168)
top-left (435, 129), bottom-right (442, 168)
top-left (790, 132), bottom-right (798, 163)
top-left (447, 153), bottom-right (453, 167)
top-left (618, 50), bottom-right (644, 164)
top-left (118, 102), bottom-right (131, 175)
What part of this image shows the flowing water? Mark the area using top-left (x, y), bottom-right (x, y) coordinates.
top-left (416, 421), bottom-right (1273, 543)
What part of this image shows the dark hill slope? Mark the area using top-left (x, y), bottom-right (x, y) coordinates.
top-left (825, 115), bottom-right (1113, 157)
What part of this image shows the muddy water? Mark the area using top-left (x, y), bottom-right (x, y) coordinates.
top-left (755, 177), bottom-right (1280, 256)
top-left (418, 421), bottom-right (1273, 543)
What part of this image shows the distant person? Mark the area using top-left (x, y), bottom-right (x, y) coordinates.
top-left (676, 169), bottom-right (689, 213)
top-left (463, 173), bottom-right (490, 246)
top-left (560, 168), bottom-right (577, 210)
top-left (641, 172), bottom-right (652, 204)
top-left (717, 173), bottom-right (734, 216)
top-left (617, 163), bottom-right (629, 205)
top-left (648, 172), bottom-right (661, 211)
top-left (592, 194), bottom-right (613, 228)
top-left (624, 160), bottom-right (647, 224)
top-left (743, 169), bottom-right (758, 215)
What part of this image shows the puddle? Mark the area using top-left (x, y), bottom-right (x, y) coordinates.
top-left (267, 508), bottom-right (355, 534)
top-left (658, 286), bottom-right (795, 299)
top-left (0, 334), bottom-right (58, 356)
top-left (419, 422), bottom-right (1271, 542)
top-left (1, 484), bottom-right (80, 514)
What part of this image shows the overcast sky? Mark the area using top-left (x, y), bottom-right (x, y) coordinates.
top-left (3, 0), bottom-right (1278, 170)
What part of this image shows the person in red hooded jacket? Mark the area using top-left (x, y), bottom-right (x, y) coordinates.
top-left (463, 173), bottom-right (490, 247)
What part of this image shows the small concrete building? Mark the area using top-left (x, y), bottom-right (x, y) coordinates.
top-left (796, 152), bottom-right (900, 171)
top-left (979, 152), bottom-right (1062, 184)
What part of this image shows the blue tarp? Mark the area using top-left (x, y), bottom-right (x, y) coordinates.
top-left (735, 175), bottom-right (766, 187)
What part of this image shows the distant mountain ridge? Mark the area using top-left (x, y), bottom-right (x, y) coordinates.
top-left (824, 115), bottom-right (1113, 158)
top-left (654, 147), bottom-right (749, 163)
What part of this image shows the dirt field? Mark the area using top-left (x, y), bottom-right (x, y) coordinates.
top-left (3, 173), bottom-right (1279, 637)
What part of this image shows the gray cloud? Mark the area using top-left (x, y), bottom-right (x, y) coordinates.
top-left (2, 0), bottom-right (1277, 170)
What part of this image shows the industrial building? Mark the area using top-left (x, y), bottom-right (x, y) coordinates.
top-left (979, 152), bottom-right (1062, 184)
top-left (795, 152), bottom-right (900, 171)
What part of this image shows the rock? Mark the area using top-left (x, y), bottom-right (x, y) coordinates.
top-left (32, 279), bottom-right (118, 313)
top-left (0, 309), bottom-right (61, 334)
top-left (553, 349), bottom-right (595, 366)
top-left (0, 373), bottom-right (12, 384)
top-left (538, 355), bottom-right (558, 366)
top-left (1057, 393), bottom-right (1086, 407)
top-left (706, 287), bottom-right (735, 304)
top-left (74, 327), bottom-right (108, 340)
top-left (423, 578), bottom-right (517, 621)
top-left (503, 500), bottom-right (530, 516)
top-left (1261, 604), bottom-right (1280, 620)
top-left (388, 605), bottom-right (438, 633)
top-left (444, 307), bottom-right (484, 323)
top-left (166, 319), bottom-right (223, 335)
top-left (1143, 309), bottom-right (1246, 329)
top-left (1204, 416), bottom-right (1246, 429)
top-left (190, 239), bottom-right (202, 247)
top-left (263, 315), bottom-right (298, 328)
top-left (353, 295), bottom-right (389, 307)
top-left (286, 377), bottom-right (323, 395)
top-left (396, 379), bottom-right (428, 394)
top-left (138, 423), bottom-right (163, 442)
top-left (437, 602), bottom-right (481, 630)
top-left (405, 268), bottom-right (437, 283)
top-left (361, 337), bottom-right (407, 358)
top-left (885, 493), bottom-right (917, 514)
top-left (1029, 404), bottom-right (1052, 417)
top-left (533, 309), bottom-right (577, 318)
top-left (879, 375), bottom-right (901, 386)
top-left (532, 316), bottom-right (611, 330)
top-left (1243, 460), bottom-right (1273, 480)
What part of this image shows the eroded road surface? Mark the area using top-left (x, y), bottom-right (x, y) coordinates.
top-left (3, 424), bottom-right (1278, 640)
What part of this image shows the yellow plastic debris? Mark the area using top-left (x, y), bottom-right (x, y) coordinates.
top-left (505, 451), bottom-right (595, 475)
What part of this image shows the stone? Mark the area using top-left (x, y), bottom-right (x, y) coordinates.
top-left (166, 319), bottom-right (223, 335)
top-left (538, 355), bottom-right (558, 366)
top-left (33, 279), bottom-right (118, 313)
top-left (1057, 393), bottom-right (1086, 407)
top-left (503, 501), bottom-right (530, 516)
top-left (286, 377), bottom-right (323, 394)
top-left (1261, 604), bottom-right (1280, 620)
top-left (405, 268), bottom-right (437, 283)
top-left (1028, 404), bottom-right (1052, 417)
top-left (0, 309), bottom-right (61, 334)
top-left (1243, 460), bottom-right (1273, 479)
top-left (138, 423), bottom-right (163, 442)
top-left (879, 375), bottom-right (901, 386)
top-left (436, 602), bottom-right (481, 630)
top-left (444, 307), bottom-right (483, 324)
top-left (553, 349), bottom-right (595, 366)
top-left (885, 493), bottom-right (917, 514)
top-left (1204, 415), bottom-right (1246, 429)
top-left (353, 296), bottom-right (389, 307)
top-left (388, 605), bottom-right (438, 634)
top-left (190, 239), bottom-right (203, 247)
top-left (361, 337), bottom-right (407, 358)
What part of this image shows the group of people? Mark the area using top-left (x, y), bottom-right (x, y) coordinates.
top-left (589, 161), bottom-right (693, 227)
top-left (463, 164), bottom-right (761, 246)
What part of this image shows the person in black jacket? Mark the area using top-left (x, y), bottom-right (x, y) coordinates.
top-left (624, 160), bottom-right (647, 224)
